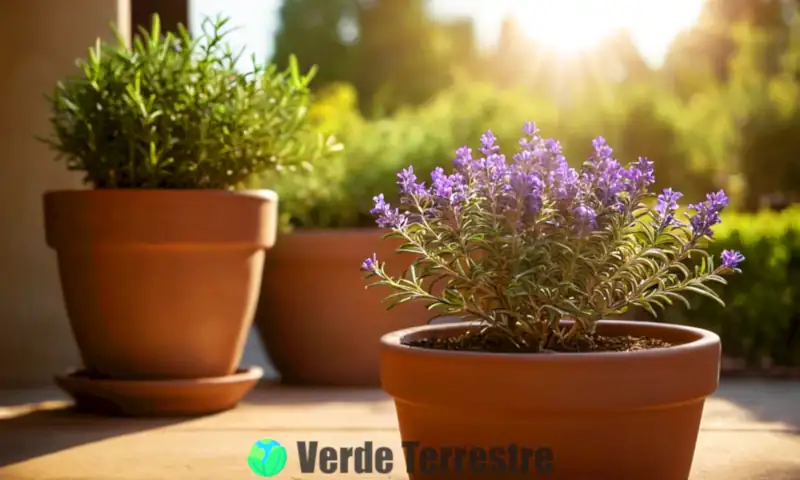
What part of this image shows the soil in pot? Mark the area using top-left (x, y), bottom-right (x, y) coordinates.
top-left (44, 190), bottom-right (277, 380)
top-left (381, 320), bottom-right (721, 480)
top-left (256, 229), bottom-right (433, 386)
top-left (410, 326), bottom-right (673, 353)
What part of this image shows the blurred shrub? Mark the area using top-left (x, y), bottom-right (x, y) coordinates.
top-left (662, 207), bottom-right (800, 366)
top-left (257, 83), bottom-right (356, 230)
top-left (268, 80), bottom-right (559, 229)
top-left (267, 79), bottom-right (716, 229)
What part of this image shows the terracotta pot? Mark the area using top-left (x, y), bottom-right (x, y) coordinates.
top-left (256, 228), bottom-right (432, 386)
top-left (381, 320), bottom-right (721, 480)
top-left (44, 190), bottom-right (277, 380)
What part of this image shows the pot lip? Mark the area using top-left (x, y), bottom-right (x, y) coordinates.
top-left (380, 320), bottom-right (720, 361)
top-left (279, 227), bottom-right (390, 237)
top-left (43, 188), bottom-right (278, 202)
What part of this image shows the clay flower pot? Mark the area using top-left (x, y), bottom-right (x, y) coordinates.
top-left (381, 320), bottom-right (721, 480)
top-left (44, 189), bottom-right (277, 380)
top-left (256, 228), bottom-right (431, 386)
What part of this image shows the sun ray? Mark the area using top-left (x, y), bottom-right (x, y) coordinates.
top-left (496, 0), bottom-right (704, 59)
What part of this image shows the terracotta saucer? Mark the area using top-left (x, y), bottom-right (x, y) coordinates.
top-left (54, 366), bottom-right (263, 417)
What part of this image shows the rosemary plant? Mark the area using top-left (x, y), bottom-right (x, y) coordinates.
top-left (361, 123), bottom-right (745, 352)
top-left (40, 15), bottom-right (336, 189)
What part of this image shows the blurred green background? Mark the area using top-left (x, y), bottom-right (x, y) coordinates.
top-left (258, 0), bottom-right (800, 367)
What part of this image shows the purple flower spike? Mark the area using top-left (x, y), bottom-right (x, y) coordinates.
top-left (594, 157), bottom-right (625, 209)
top-left (592, 136), bottom-right (613, 160)
top-left (370, 194), bottom-right (407, 229)
top-left (656, 188), bottom-right (683, 228)
top-left (453, 146), bottom-right (473, 172)
top-left (430, 167), bottom-right (468, 206)
top-left (361, 253), bottom-right (378, 272)
top-left (519, 122), bottom-right (542, 152)
top-left (504, 168), bottom-right (544, 217)
top-left (625, 157), bottom-right (655, 193)
top-left (720, 250), bottom-right (745, 269)
top-left (689, 190), bottom-right (729, 239)
top-left (397, 166), bottom-right (427, 198)
top-left (522, 121), bottom-right (539, 137)
top-left (551, 162), bottom-right (580, 201)
top-left (480, 130), bottom-right (500, 156)
top-left (573, 204), bottom-right (598, 232)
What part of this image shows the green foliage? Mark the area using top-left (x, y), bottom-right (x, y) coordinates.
top-left (40, 15), bottom-right (336, 189)
top-left (663, 207), bottom-right (800, 366)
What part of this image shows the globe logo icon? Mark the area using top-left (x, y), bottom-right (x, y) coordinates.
top-left (247, 439), bottom-right (287, 477)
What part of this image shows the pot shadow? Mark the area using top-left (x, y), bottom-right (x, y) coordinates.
top-left (245, 380), bottom-right (392, 405)
top-left (0, 401), bottom-right (190, 468)
top-left (713, 378), bottom-right (800, 434)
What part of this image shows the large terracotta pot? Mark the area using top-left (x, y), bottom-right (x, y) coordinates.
top-left (381, 320), bottom-right (721, 480)
top-left (256, 228), bottom-right (432, 386)
top-left (44, 190), bottom-right (277, 380)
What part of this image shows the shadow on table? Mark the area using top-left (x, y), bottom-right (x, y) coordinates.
top-left (0, 404), bottom-right (189, 468)
top-left (244, 380), bottom-right (392, 405)
top-left (714, 378), bottom-right (800, 434)
top-left (756, 464), bottom-right (800, 480)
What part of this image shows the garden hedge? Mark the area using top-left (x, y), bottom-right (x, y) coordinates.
top-left (662, 207), bottom-right (800, 367)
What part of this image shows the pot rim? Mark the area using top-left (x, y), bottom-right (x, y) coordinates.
top-left (279, 227), bottom-right (389, 236)
top-left (43, 188), bottom-right (278, 201)
top-left (44, 188), bottom-right (278, 248)
top-left (381, 319), bottom-right (720, 362)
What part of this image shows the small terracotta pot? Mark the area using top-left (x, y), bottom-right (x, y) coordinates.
top-left (381, 320), bottom-right (721, 480)
top-left (256, 228), bottom-right (432, 386)
top-left (44, 189), bottom-right (277, 380)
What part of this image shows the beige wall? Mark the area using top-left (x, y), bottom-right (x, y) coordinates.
top-left (0, 0), bottom-right (130, 387)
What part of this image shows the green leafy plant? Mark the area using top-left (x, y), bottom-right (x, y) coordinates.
top-left (361, 123), bottom-right (745, 353)
top-left (40, 14), bottom-right (338, 189)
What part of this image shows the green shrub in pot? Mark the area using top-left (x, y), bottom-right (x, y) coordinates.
top-left (38, 14), bottom-right (336, 415)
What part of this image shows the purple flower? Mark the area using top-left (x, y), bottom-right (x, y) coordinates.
top-left (655, 188), bottom-right (683, 228)
top-left (542, 139), bottom-right (564, 168)
top-left (519, 122), bottom-right (542, 152)
top-left (430, 167), bottom-right (468, 206)
top-left (512, 148), bottom-right (534, 166)
top-left (594, 158), bottom-right (625, 208)
top-left (370, 194), bottom-right (407, 228)
top-left (397, 166), bottom-right (427, 198)
top-left (502, 167), bottom-right (544, 218)
top-left (579, 137), bottom-right (627, 209)
top-left (468, 149), bottom-right (509, 202)
top-left (624, 157), bottom-right (655, 193)
top-left (551, 161), bottom-right (581, 202)
top-left (480, 130), bottom-right (500, 156)
top-left (453, 146), bottom-right (473, 173)
top-left (689, 190), bottom-right (729, 239)
top-left (522, 121), bottom-right (539, 137)
top-left (592, 136), bottom-right (613, 161)
top-left (360, 253), bottom-right (378, 272)
top-left (720, 249), bottom-right (745, 269)
top-left (573, 204), bottom-right (598, 232)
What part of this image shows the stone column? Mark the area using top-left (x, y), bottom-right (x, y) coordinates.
top-left (0, 0), bottom-right (131, 387)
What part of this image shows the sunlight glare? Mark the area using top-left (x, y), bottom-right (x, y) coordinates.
top-left (502, 0), bottom-right (704, 57)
